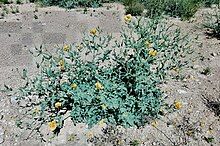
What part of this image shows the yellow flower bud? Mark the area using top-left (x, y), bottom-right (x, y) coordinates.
top-left (59, 59), bottom-right (65, 66)
top-left (59, 59), bottom-right (65, 71)
top-left (95, 81), bottom-right (104, 90)
top-left (101, 104), bottom-right (107, 110)
top-left (71, 83), bottom-right (77, 89)
top-left (63, 45), bottom-right (70, 52)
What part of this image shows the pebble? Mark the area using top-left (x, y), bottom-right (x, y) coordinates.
top-left (0, 127), bottom-right (4, 144)
top-left (193, 65), bottom-right (200, 69)
top-left (177, 89), bottom-right (187, 94)
top-left (211, 52), bottom-right (217, 57)
top-left (10, 96), bottom-right (18, 105)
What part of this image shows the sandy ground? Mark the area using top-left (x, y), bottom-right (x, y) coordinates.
top-left (0, 2), bottom-right (219, 146)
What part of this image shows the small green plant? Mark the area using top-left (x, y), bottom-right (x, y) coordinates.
top-left (201, 67), bottom-right (211, 75)
top-left (163, 0), bottom-right (201, 20)
top-left (141, 0), bottom-right (165, 18)
top-left (2, 16), bottom-right (191, 139)
top-left (124, 0), bottom-right (144, 16)
top-left (0, 12), bottom-right (5, 19)
top-left (10, 5), bottom-right (19, 14)
top-left (2, 5), bottom-right (9, 14)
top-left (88, 125), bottom-right (124, 145)
top-left (130, 139), bottom-right (140, 146)
top-left (16, 0), bottom-right (22, 4)
top-left (38, 0), bottom-right (104, 8)
top-left (140, 0), bottom-right (202, 20)
top-left (203, 1), bottom-right (220, 38)
top-left (0, 0), bottom-right (10, 4)
top-left (203, 0), bottom-right (219, 7)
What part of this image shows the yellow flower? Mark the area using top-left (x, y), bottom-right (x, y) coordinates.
top-left (151, 120), bottom-right (157, 127)
top-left (101, 104), bottom-right (107, 110)
top-left (117, 139), bottom-right (124, 145)
top-left (71, 83), bottom-right (77, 89)
top-left (55, 102), bottom-right (62, 109)
top-left (86, 131), bottom-right (94, 139)
top-left (48, 120), bottom-right (57, 131)
top-left (149, 49), bottom-right (157, 57)
top-left (90, 28), bottom-right (97, 35)
top-left (63, 45), bottom-right (70, 52)
top-left (34, 107), bottom-right (40, 114)
top-left (174, 101), bottom-right (183, 110)
top-left (95, 81), bottom-right (104, 90)
top-left (98, 119), bottom-right (105, 127)
top-left (145, 41), bottom-right (153, 48)
top-left (124, 14), bottom-right (132, 22)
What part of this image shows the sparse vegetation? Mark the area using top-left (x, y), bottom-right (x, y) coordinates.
top-left (203, 1), bottom-right (220, 38)
top-left (0, 0), bottom-right (219, 146)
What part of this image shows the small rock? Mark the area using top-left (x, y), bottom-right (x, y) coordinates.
top-left (0, 114), bottom-right (3, 120)
top-left (177, 89), bottom-right (187, 94)
top-left (10, 96), bottom-right (18, 105)
top-left (210, 52), bottom-right (217, 57)
top-left (0, 127), bottom-right (4, 144)
top-left (193, 65), bottom-right (200, 69)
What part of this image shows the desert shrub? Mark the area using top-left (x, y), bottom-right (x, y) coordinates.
top-left (203, 0), bottom-right (219, 7)
top-left (0, 0), bottom-right (10, 4)
top-left (140, 0), bottom-right (201, 20)
top-left (203, 3), bottom-right (220, 38)
top-left (165, 0), bottom-right (201, 20)
top-left (124, 0), bottom-right (144, 16)
top-left (38, 0), bottom-right (103, 8)
top-left (140, 0), bottom-right (166, 17)
top-left (3, 15), bottom-right (190, 137)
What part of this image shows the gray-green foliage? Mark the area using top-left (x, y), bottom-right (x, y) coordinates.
top-left (38, 0), bottom-right (103, 8)
top-left (203, 2), bottom-right (220, 38)
top-left (5, 17), bottom-right (190, 136)
top-left (203, 0), bottom-right (219, 7)
top-left (0, 0), bottom-right (10, 4)
top-left (123, 0), bottom-right (145, 16)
